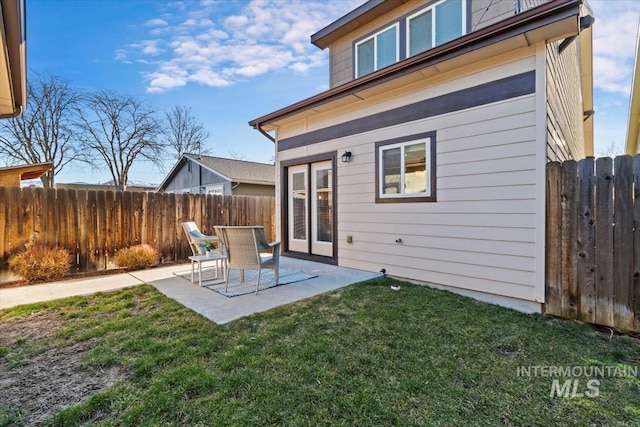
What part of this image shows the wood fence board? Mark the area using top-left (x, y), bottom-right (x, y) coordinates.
top-left (594, 157), bottom-right (614, 327)
top-left (87, 190), bottom-right (99, 270)
top-left (67, 190), bottom-right (80, 272)
top-left (95, 190), bottom-right (106, 269)
top-left (613, 156), bottom-right (635, 331)
top-left (21, 187), bottom-right (34, 246)
top-left (44, 188), bottom-right (57, 246)
top-left (76, 190), bottom-right (89, 272)
top-left (6, 187), bottom-right (23, 256)
top-left (132, 192), bottom-right (144, 246)
top-left (122, 191), bottom-right (133, 248)
top-left (577, 158), bottom-right (596, 323)
top-left (560, 160), bottom-right (578, 319)
top-left (546, 162), bottom-right (562, 315)
top-left (633, 156), bottom-right (640, 332)
top-left (57, 189), bottom-right (70, 252)
top-left (0, 187), bottom-right (7, 261)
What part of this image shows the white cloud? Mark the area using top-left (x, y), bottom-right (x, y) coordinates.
top-left (589, 0), bottom-right (640, 95)
top-left (127, 0), bottom-right (364, 93)
top-left (145, 18), bottom-right (168, 27)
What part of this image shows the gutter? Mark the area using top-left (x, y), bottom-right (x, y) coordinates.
top-left (256, 124), bottom-right (276, 143)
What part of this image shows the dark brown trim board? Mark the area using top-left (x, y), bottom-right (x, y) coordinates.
top-left (375, 131), bottom-right (437, 204)
top-left (279, 70), bottom-right (535, 151)
top-left (280, 153), bottom-right (338, 263)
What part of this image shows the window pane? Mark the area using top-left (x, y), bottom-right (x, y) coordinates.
top-left (292, 172), bottom-right (306, 240)
top-left (404, 143), bottom-right (427, 194)
top-left (436, 0), bottom-right (463, 46)
top-left (356, 38), bottom-right (374, 78)
top-left (376, 26), bottom-right (397, 69)
top-left (382, 147), bottom-right (402, 194)
top-left (315, 169), bottom-right (332, 243)
top-left (409, 10), bottom-right (432, 56)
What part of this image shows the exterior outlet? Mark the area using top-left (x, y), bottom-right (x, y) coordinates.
top-left (346, 235), bottom-right (353, 243)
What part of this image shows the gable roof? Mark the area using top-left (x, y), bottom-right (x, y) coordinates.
top-left (188, 155), bottom-right (275, 184)
top-left (250, 0), bottom-right (592, 156)
top-left (157, 154), bottom-right (275, 191)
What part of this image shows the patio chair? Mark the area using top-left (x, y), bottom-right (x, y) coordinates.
top-left (214, 226), bottom-right (280, 294)
top-left (181, 221), bottom-right (220, 256)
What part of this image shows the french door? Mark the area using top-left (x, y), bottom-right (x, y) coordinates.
top-left (287, 160), bottom-right (333, 258)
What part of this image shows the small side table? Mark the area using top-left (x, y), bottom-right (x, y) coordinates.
top-left (188, 254), bottom-right (227, 287)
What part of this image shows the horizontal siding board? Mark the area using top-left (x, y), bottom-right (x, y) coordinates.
top-left (438, 170), bottom-right (537, 189)
top-left (341, 248), bottom-right (536, 288)
top-left (339, 221), bottom-right (536, 243)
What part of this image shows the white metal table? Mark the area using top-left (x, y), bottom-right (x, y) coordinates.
top-left (188, 253), bottom-right (227, 287)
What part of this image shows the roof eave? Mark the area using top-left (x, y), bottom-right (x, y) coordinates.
top-left (250, 0), bottom-right (583, 130)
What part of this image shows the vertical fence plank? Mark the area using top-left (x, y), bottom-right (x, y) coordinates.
top-left (96, 190), bottom-right (107, 269)
top-left (57, 189), bottom-right (70, 252)
top-left (633, 155), bottom-right (640, 332)
top-left (21, 187), bottom-right (34, 246)
top-left (613, 156), bottom-right (635, 331)
top-left (545, 162), bottom-right (562, 316)
top-left (44, 188), bottom-right (57, 247)
top-left (577, 158), bottom-right (596, 324)
top-left (87, 190), bottom-right (99, 271)
top-left (67, 190), bottom-right (80, 273)
top-left (595, 157), bottom-right (614, 327)
top-left (560, 160), bottom-right (579, 319)
top-left (76, 190), bottom-right (89, 272)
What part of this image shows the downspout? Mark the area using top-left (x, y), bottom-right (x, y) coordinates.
top-left (254, 123), bottom-right (276, 143)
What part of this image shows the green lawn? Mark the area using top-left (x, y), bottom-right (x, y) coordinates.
top-left (1, 278), bottom-right (639, 426)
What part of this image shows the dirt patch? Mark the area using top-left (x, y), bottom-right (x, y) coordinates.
top-left (0, 311), bottom-right (127, 426)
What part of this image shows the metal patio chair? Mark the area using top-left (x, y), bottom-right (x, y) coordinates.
top-left (214, 226), bottom-right (280, 294)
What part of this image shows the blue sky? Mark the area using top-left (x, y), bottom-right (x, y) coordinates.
top-left (26, 0), bottom-right (640, 185)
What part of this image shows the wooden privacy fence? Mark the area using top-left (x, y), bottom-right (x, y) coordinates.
top-left (546, 155), bottom-right (640, 333)
top-left (0, 187), bottom-right (275, 282)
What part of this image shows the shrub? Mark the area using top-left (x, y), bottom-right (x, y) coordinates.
top-left (9, 245), bottom-right (72, 283)
top-left (114, 244), bottom-right (160, 271)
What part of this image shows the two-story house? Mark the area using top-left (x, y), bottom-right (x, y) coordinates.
top-left (249, 0), bottom-right (593, 313)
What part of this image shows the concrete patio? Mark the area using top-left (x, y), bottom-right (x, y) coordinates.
top-left (0, 258), bottom-right (381, 324)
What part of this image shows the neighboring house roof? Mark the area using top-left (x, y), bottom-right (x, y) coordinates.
top-left (0, 162), bottom-right (52, 187)
top-left (625, 22), bottom-right (640, 155)
top-left (157, 154), bottom-right (275, 191)
top-left (250, 0), bottom-right (593, 156)
top-left (0, 0), bottom-right (27, 118)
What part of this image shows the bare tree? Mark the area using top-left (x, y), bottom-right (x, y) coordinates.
top-left (228, 150), bottom-right (247, 160)
top-left (163, 106), bottom-right (210, 159)
top-left (0, 73), bottom-right (81, 186)
top-left (75, 90), bottom-right (163, 191)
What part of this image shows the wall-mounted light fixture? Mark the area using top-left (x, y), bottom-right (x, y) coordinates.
top-left (341, 151), bottom-right (352, 163)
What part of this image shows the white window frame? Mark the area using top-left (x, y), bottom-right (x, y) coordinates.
top-left (378, 138), bottom-right (432, 200)
top-left (406, 0), bottom-right (466, 58)
top-left (354, 22), bottom-right (400, 78)
top-left (207, 184), bottom-right (224, 195)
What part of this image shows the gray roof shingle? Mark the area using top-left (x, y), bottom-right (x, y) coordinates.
top-left (186, 154), bottom-right (275, 185)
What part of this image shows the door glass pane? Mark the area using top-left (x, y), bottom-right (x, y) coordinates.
top-left (404, 143), bottom-right (427, 194)
top-left (435, 0), bottom-right (462, 46)
top-left (292, 172), bottom-right (306, 240)
top-left (377, 26), bottom-right (397, 69)
top-left (409, 10), bottom-right (432, 56)
top-left (382, 147), bottom-right (401, 194)
top-left (356, 38), bottom-right (374, 78)
top-left (315, 169), bottom-right (332, 243)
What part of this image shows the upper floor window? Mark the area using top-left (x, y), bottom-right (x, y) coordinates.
top-left (407, 0), bottom-right (466, 57)
top-left (355, 23), bottom-right (399, 78)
